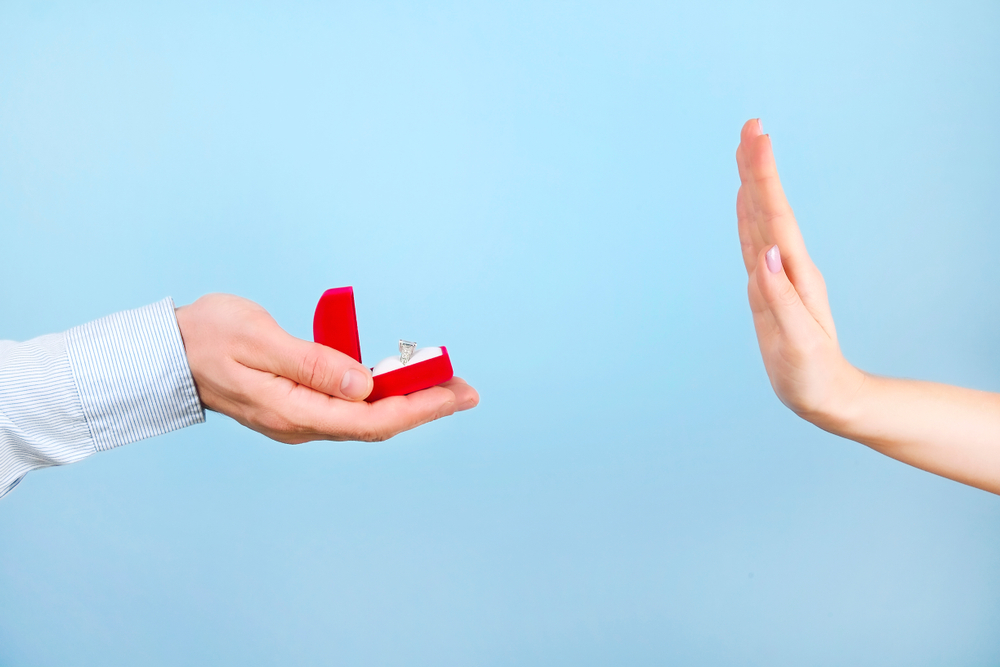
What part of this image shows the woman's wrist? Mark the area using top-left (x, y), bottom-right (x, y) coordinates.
top-left (798, 358), bottom-right (870, 438)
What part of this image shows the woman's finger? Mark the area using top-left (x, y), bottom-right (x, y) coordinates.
top-left (737, 186), bottom-right (760, 273)
top-left (744, 133), bottom-right (811, 275)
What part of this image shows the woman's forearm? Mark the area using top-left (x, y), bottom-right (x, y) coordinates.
top-left (818, 371), bottom-right (1000, 494)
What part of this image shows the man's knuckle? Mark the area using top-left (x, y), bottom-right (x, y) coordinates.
top-left (353, 424), bottom-right (391, 443)
top-left (299, 350), bottom-right (331, 389)
top-left (368, 428), bottom-right (390, 443)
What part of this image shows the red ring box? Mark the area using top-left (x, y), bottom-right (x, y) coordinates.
top-left (313, 287), bottom-right (454, 402)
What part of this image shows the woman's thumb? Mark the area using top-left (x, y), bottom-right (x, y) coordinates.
top-left (756, 245), bottom-right (812, 338)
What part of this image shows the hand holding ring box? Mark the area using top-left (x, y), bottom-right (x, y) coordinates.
top-left (313, 287), bottom-right (454, 402)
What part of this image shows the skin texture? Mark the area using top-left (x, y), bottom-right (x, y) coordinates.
top-left (737, 118), bottom-right (1000, 495)
top-left (174, 293), bottom-right (479, 444)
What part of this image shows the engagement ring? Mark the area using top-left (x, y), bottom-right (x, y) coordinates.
top-left (399, 340), bottom-right (417, 366)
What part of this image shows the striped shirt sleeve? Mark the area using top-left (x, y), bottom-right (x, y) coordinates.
top-left (0, 298), bottom-right (206, 498)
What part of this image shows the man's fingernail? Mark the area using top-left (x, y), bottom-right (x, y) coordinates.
top-left (340, 369), bottom-right (369, 399)
top-left (756, 118), bottom-right (763, 134)
top-left (765, 245), bottom-right (782, 274)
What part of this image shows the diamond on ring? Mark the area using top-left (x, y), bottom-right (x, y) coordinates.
top-left (399, 340), bottom-right (417, 366)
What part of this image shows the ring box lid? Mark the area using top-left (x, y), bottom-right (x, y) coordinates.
top-left (313, 287), bottom-right (363, 363)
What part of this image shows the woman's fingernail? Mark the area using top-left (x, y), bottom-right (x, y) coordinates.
top-left (765, 245), bottom-right (782, 274)
top-left (340, 369), bottom-right (370, 399)
top-left (756, 118), bottom-right (763, 134)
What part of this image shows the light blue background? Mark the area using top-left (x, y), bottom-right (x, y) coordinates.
top-left (1, 1), bottom-right (999, 665)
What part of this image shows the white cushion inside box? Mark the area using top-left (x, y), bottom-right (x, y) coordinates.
top-left (372, 347), bottom-right (443, 377)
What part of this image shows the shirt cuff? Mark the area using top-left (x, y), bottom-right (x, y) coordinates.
top-left (65, 297), bottom-right (206, 452)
